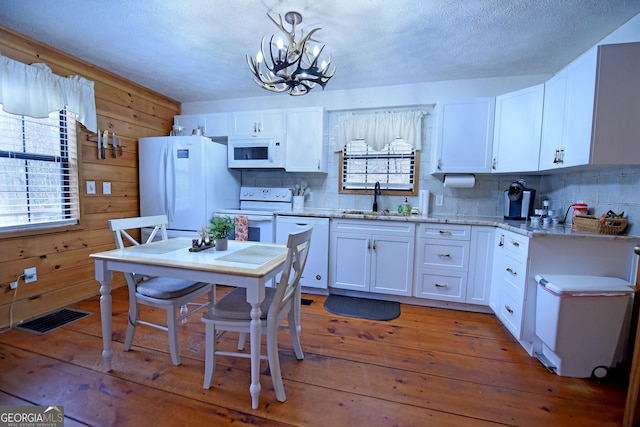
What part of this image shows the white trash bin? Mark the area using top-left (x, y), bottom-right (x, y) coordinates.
top-left (534, 274), bottom-right (634, 378)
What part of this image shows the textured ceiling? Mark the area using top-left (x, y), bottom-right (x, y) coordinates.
top-left (1, 1), bottom-right (640, 102)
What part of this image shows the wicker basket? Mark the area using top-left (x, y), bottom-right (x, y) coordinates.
top-left (572, 215), bottom-right (628, 235)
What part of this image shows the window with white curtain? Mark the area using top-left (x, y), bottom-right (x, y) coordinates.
top-left (0, 106), bottom-right (79, 231)
top-left (336, 110), bottom-right (424, 195)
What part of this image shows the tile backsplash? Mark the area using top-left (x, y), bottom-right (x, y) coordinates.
top-left (240, 109), bottom-right (640, 235)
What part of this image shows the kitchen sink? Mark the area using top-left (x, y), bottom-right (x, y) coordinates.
top-left (341, 210), bottom-right (371, 215)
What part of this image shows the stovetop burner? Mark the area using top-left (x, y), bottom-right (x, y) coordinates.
top-left (219, 187), bottom-right (293, 215)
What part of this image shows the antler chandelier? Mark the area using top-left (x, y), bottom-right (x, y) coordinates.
top-left (247, 11), bottom-right (336, 96)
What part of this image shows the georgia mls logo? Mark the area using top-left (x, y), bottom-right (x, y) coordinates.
top-left (0, 405), bottom-right (64, 427)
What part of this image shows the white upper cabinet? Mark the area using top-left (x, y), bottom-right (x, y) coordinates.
top-left (540, 42), bottom-right (640, 170)
top-left (232, 109), bottom-right (285, 137)
top-left (491, 84), bottom-right (544, 173)
top-left (285, 107), bottom-right (327, 172)
top-left (174, 113), bottom-right (231, 136)
top-left (202, 113), bottom-right (231, 136)
top-left (538, 69), bottom-right (568, 170)
top-left (432, 98), bottom-right (495, 173)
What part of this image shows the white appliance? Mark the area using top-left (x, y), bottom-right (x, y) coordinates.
top-left (138, 135), bottom-right (240, 239)
top-left (216, 186), bottom-right (292, 243)
top-left (276, 216), bottom-right (329, 290)
top-left (227, 137), bottom-right (285, 169)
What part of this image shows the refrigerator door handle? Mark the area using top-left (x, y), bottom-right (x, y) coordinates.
top-left (163, 145), bottom-right (175, 222)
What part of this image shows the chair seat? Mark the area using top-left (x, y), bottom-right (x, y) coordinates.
top-left (204, 287), bottom-right (276, 320)
top-left (136, 277), bottom-right (207, 299)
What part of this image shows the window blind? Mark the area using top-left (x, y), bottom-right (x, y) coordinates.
top-left (0, 106), bottom-right (79, 231)
top-left (341, 139), bottom-right (415, 191)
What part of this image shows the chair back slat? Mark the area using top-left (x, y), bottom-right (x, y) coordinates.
top-left (268, 227), bottom-right (313, 319)
top-left (108, 215), bottom-right (170, 249)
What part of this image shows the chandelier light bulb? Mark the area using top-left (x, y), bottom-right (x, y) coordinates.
top-left (312, 45), bottom-right (320, 57)
top-left (256, 51), bottom-right (263, 63)
top-left (276, 37), bottom-right (284, 50)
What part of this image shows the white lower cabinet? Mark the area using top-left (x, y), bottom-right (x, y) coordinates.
top-left (490, 230), bottom-right (530, 343)
top-left (467, 226), bottom-right (494, 305)
top-left (330, 219), bottom-right (415, 296)
top-left (414, 223), bottom-right (493, 304)
top-left (414, 224), bottom-right (470, 302)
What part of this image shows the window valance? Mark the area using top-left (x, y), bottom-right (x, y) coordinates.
top-left (0, 55), bottom-right (97, 132)
top-left (335, 110), bottom-right (425, 151)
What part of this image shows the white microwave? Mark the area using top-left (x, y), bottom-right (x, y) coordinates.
top-left (227, 137), bottom-right (285, 169)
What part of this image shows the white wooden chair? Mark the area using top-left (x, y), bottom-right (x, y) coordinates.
top-left (108, 215), bottom-right (214, 365)
top-left (201, 226), bottom-right (312, 402)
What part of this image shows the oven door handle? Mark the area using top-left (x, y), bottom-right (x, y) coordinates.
top-left (245, 216), bottom-right (274, 222)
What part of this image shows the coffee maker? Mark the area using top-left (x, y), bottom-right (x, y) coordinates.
top-left (503, 180), bottom-right (536, 220)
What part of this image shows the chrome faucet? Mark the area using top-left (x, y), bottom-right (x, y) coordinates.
top-left (372, 181), bottom-right (381, 212)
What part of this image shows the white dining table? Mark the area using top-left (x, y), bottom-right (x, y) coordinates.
top-left (90, 237), bottom-right (288, 409)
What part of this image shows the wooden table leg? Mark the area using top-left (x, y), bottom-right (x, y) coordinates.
top-left (249, 302), bottom-right (262, 409)
top-left (95, 260), bottom-right (113, 371)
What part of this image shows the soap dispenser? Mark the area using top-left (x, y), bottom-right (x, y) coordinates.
top-left (402, 197), bottom-right (410, 215)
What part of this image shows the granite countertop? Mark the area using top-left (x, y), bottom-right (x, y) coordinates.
top-left (275, 209), bottom-right (639, 241)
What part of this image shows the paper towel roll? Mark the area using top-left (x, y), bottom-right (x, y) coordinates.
top-left (443, 174), bottom-right (475, 188)
top-left (419, 190), bottom-right (429, 217)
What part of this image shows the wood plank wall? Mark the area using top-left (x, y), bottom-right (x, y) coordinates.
top-left (0, 26), bottom-right (180, 328)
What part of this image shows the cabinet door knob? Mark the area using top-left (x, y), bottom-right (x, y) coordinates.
top-left (435, 283), bottom-right (448, 288)
top-left (510, 240), bottom-right (520, 247)
top-left (506, 267), bottom-right (517, 276)
top-left (439, 230), bottom-right (452, 235)
top-left (438, 253), bottom-right (451, 257)
top-left (505, 305), bottom-right (514, 314)
top-left (372, 240), bottom-right (377, 250)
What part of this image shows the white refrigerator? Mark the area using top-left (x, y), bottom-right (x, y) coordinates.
top-left (138, 136), bottom-right (240, 238)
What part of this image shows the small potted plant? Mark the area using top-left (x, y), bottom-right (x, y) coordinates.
top-left (207, 215), bottom-right (234, 251)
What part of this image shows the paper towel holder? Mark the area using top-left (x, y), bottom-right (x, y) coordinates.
top-left (443, 174), bottom-right (476, 189)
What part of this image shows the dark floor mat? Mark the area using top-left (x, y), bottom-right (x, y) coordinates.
top-left (15, 308), bottom-right (92, 335)
top-left (324, 295), bottom-right (400, 321)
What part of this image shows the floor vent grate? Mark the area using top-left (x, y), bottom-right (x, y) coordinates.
top-left (15, 308), bottom-right (92, 335)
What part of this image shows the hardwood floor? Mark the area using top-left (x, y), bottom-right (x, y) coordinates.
top-left (0, 286), bottom-right (629, 426)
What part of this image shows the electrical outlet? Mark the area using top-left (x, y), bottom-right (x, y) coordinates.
top-left (10, 281), bottom-right (18, 289)
top-left (435, 194), bottom-right (444, 206)
top-left (24, 267), bottom-right (37, 284)
top-left (103, 182), bottom-right (111, 195)
top-left (86, 181), bottom-right (96, 195)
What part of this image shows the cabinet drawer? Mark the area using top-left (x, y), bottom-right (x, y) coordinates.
top-left (502, 232), bottom-right (529, 258)
top-left (498, 288), bottom-right (524, 339)
top-left (418, 240), bottom-right (469, 270)
top-left (415, 271), bottom-right (466, 302)
top-left (499, 252), bottom-right (527, 300)
top-left (332, 219), bottom-right (415, 236)
top-left (418, 224), bottom-right (470, 240)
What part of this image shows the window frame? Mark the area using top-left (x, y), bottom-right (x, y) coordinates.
top-left (0, 108), bottom-right (83, 238)
top-left (338, 140), bottom-right (420, 196)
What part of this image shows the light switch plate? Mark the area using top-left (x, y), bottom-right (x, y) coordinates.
top-left (103, 182), bottom-right (111, 195)
top-left (435, 194), bottom-right (444, 206)
top-left (86, 181), bottom-right (96, 195)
